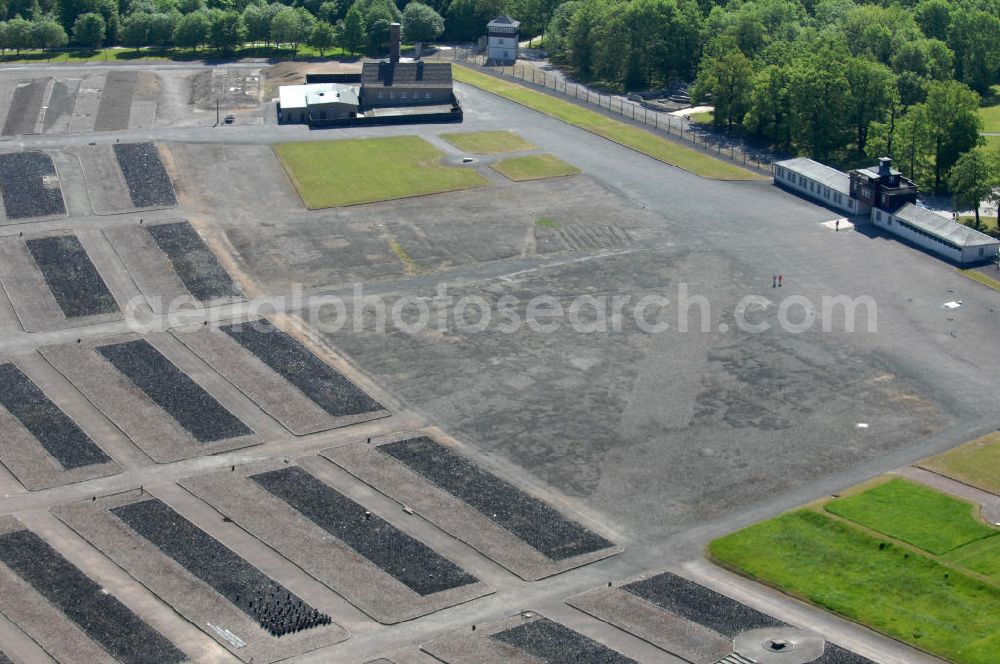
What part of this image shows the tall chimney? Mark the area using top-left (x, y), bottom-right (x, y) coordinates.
top-left (878, 157), bottom-right (891, 177)
top-left (390, 22), bottom-right (401, 64)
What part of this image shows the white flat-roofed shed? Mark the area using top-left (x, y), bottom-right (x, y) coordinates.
top-left (278, 83), bottom-right (359, 123)
top-left (873, 203), bottom-right (999, 264)
top-left (774, 157), bottom-right (867, 216)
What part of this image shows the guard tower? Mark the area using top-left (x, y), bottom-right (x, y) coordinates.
top-left (487, 16), bottom-right (519, 64)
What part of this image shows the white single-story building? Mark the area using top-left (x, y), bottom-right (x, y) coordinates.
top-left (774, 157), bottom-right (867, 216)
top-left (873, 203), bottom-right (999, 265)
top-left (278, 83), bottom-right (360, 124)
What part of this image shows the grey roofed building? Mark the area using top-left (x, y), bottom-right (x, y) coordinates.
top-left (774, 157), bottom-right (850, 195)
top-left (891, 204), bottom-right (997, 248)
top-left (360, 62), bottom-right (454, 108)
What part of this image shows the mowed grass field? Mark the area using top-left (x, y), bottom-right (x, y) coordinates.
top-left (452, 65), bottom-right (763, 181)
top-left (920, 432), bottom-right (1000, 495)
top-left (441, 130), bottom-right (537, 154)
top-left (980, 85), bottom-right (1000, 133)
top-left (491, 154), bottom-right (580, 181)
top-left (274, 136), bottom-right (489, 208)
top-left (710, 509), bottom-right (1000, 664)
top-left (825, 478), bottom-right (997, 554)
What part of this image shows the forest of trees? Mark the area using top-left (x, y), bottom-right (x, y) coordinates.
top-left (546, 0), bottom-right (1000, 192)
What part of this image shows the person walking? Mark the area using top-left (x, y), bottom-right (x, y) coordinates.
top-left (773, 274), bottom-right (777, 288)
top-left (778, 274), bottom-right (783, 287)
top-left (835, 219), bottom-right (840, 231)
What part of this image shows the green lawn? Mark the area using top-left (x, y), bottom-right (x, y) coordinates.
top-left (0, 44), bottom-right (356, 64)
top-left (921, 432), bottom-right (1000, 495)
top-left (440, 130), bottom-right (537, 154)
top-left (274, 136), bottom-right (489, 208)
top-left (946, 535), bottom-right (1000, 582)
top-left (980, 85), bottom-right (1000, 133)
top-left (452, 65), bottom-right (763, 181)
top-left (984, 135), bottom-right (1000, 150)
top-left (491, 154), bottom-right (580, 181)
top-left (689, 111), bottom-right (714, 124)
top-left (825, 478), bottom-right (997, 554)
top-left (710, 509), bottom-right (1000, 664)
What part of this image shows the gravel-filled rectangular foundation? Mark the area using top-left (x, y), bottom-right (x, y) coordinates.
top-left (146, 221), bottom-right (237, 300)
top-left (0, 518), bottom-right (188, 664)
top-left (253, 466), bottom-right (477, 595)
top-left (0, 361), bottom-right (109, 468)
top-left (113, 498), bottom-right (331, 635)
top-left (814, 645), bottom-right (876, 664)
top-left (622, 571), bottom-right (787, 637)
top-left (421, 612), bottom-right (640, 664)
top-left (180, 461), bottom-right (492, 623)
top-left (322, 435), bottom-right (621, 581)
top-left (54, 491), bottom-right (347, 663)
top-left (25, 235), bottom-right (119, 319)
top-left (2, 79), bottom-right (48, 136)
top-left (0, 359), bottom-right (120, 490)
top-left (0, 232), bottom-right (122, 332)
top-left (174, 319), bottom-right (389, 435)
top-left (113, 142), bottom-right (177, 208)
top-left (492, 617), bottom-right (637, 664)
top-left (40, 334), bottom-right (261, 463)
top-left (97, 338), bottom-right (251, 444)
top-left (94, 71), bottom-right (136, 131)
top-left (0, 151), bottom-right (65, 220)
top-left (380, 437), bottom-right (613, 560)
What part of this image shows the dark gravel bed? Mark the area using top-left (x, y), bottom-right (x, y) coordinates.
top-left (221, 320), bottom-right (382, 417)
top-left (112, 498), bottom-right (332, 637)
top-left (0, 363), bottom-right (111, 469)
top-left (491, 617), bottom-right (637, 664)
top-left (814, 645), bottom-right (876, 664)
top-left (0, 528), bottom-right (186, 664)
top-left (622, 572), bottom-right (786, 637)
top-left (94, 71), bottom-right (136, 131)
top-left (113, 143), bottom-right (177, 208)
top-left (251, 466), bottom-right (478, 596)
top-left (2, 79), bottom-right (47, 136)
top-left (42, 81), bottom-right (74, 132)
top-left (25, 235), bottom-right (118, 319)
top-left (0, 152), bottom-right (65, 219)
top-left (97, 339), bottom-right (251, 443)
top-left (0, 650), bottom-right (11, 664)
top-left (379, 437), bottom-right (613, 561)
top-left (146, 222), bottom-right (237, 301)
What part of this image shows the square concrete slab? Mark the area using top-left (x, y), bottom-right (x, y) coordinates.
top-left (321, 432), bottom-right (622, 581)
top-left (180, 460), bottom-right (493, 624)
top-left (422, 612), bottom-right (638, 664)
top-left (39, 333), bottom-right (261, 463)
top-left (0, 358), bottom-right (120, 490)
top-left (0, 516), bottom-right (192, 664)
top-left (172, 318), bottom-right (389, 435)
top-left (0, 230), bottom-right (122, 332)
top-left (53, 490), bottom-right (348, 663)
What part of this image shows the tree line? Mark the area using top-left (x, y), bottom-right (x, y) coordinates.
top-left (546, 0), bottom-right (1000, 195)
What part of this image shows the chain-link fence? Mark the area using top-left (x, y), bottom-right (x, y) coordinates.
top-left (440, 48), bottom-right (775, 177)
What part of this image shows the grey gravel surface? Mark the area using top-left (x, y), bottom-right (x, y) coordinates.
top-left (814, 645), bottom-right (877, 664)
top-left (0, 362), bottom-right (111, 470)
top-left (114, 142), bottom-right (177, 208)
top-left (96, 338), bottom-right (252, 443)
top-left (491, 617), bottom-right (637, 664)
top-left (42, 81), bottom-right (74, 133)
top-left (25, 235), bottom-right (118, 319)
top-left (111, 497), bottom-right (332, 638)
top-left (623, 572), bottom-right (786, 637)
top-left (379, 436), bottom-right (614, 560)
top-left (220, 319), bottom-right (383, 418)
top-left (0, 152), bottom-right (65, 219)
top-left (2, 79), bottom-right (47, 136)
top-left (146, 221), bottom-right (237, 301)
top-left (251, 466), bottom-right (480, 596)
top-left (0, 528), bottom-right (187, 664)
top-left (94, 71), bottom-right (136, 131)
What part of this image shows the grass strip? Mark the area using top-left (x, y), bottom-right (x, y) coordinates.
top-left (440, 130), bottom-right (537, 154)
top-left (710, 509), bottom-right (1000, 664)
top-left (921, 432), bottom-right (1000, 495)
top-left (452, 65), bottom-right (762, 181)
top-left (491, 154), bottom-right (580, 181)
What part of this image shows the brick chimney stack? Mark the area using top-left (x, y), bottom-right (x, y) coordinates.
top-left (390, 22), bottom-right (401, 64)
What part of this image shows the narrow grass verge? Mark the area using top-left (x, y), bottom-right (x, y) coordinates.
top-left (452, 65), bottom-right (763, 181)
top-left (440, 130), bottom-right (537, 154)
top-left (921, 431), bottom-right (1000, 495)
